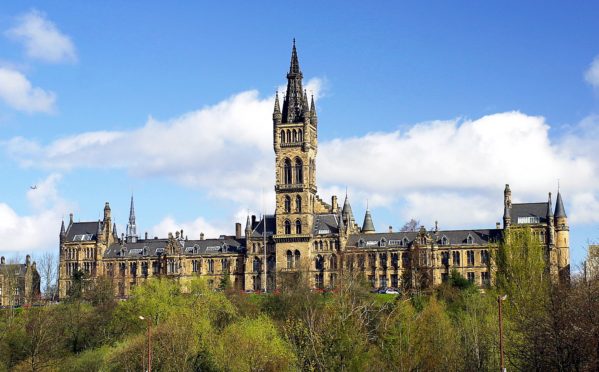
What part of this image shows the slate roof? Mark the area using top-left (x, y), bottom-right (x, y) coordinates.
top-left (249, 215), bottom-right (276, 238)
top-left (103, 237), bottom-right (245, 259)
top-left (346, 229), bottom-right (502, 249)
top-left (511, 202), bottom-right (549, 224)
top-left (555, 193), bottom-right (567, 218)
top-left (0, 263), bottom-right (27, 276)
top-left (313, 214), bottom-right (340, 235)
top-left (65, 222), bottom-right (101, 242)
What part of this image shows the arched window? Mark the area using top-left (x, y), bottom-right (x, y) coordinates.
top-left (286, 250), bottom-right (293, 269)
top-left (296, 195), bottom-right (302, 212)
top-left (283, 159), bottom-right (292, 184)
top-left (295, 158), bottom-right (303, 184)
top-left (319, 241), bottom-right (324, 250)
top-left (441, 236), bottom-right (448, 245)
top-left (467, 234), bottom-right (474, 245)
top-left (284, 220), bottom-right (291, 235)
top-left (293, 129), bottom-right (297, 142)
top-left (280, 130), bottom-right (285, 143)
top-left (314, 241), bottom-right (318, 250)
top-left (315, 255), bottom-right (324, 270)
top-left (286, 130), bottom-right (291, 143)
top-left (298, 129), bottom-right (303, 142)
top-left (294, 250), bottom-right (301, 268)
top-left (295, 219), bottom-right (302, 234)
top-left (330, 254), bottom-right (338, 270)
top-left (284, 195), bottom-right (291, 213)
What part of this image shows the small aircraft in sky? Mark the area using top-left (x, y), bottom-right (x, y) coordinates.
top-left (30, 185), bottom-right (37, 190)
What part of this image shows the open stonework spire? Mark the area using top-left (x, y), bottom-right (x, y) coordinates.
top-left (126, 195), bottom-right (137, 243)
top-left (282, 39), bottom-right (306, 124)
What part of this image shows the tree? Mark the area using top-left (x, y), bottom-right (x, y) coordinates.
top-left (399, 219), bottom-right (420, 232)
top-left (37, 252), bottom-right (58, 302)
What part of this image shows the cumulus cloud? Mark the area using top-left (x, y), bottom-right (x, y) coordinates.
top-left (585, 55), bottom-right (599, 88)
top-left (4, 82), bottom-right (599, 228)
top-left (0, 67), bottom-right (56, 113)
top-left (5, 9), bottom-right (77, 63)
top-left (0, 173), bottom-right (72, 254)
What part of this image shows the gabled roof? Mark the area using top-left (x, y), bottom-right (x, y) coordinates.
top-left (250, 215), bottom-right (276, 238)
top-left (65, 222), bottom-right (101, 242)
top-left (313, 213), bottom-right (340, 235)
top-left (511, 202), bottom-right (549, 224)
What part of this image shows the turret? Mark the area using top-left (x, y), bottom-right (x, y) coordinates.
top-left (361, 207), bottom-right (376, 234)
top-left (342, 194), bottom-right (355, 228)
top-left (554, 190), bottom-right (570, 281)
top-left (103, 202), bottom-right (111, 221)
top-left (96, 219), bottom-right (103, 242)
top-left (503, 184), bottom-right (512, 228)
top-left (547, 192), bottom-right (555, 246)
top-left (310, 94), bottom-right (317, 127)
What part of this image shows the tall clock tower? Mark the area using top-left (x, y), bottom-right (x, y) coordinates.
top-left (272, 40), bottom-right (319, 272)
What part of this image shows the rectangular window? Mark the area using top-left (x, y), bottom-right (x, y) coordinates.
top-left (517, 216), bottom-right (540, 224)
top-left (467, 251), bottom-right (475, 266)
top-left (481, 271), bottom-right (490, 286)
top-left (467, 272), bottom-right (475, 283)
top-left (452, 251), bottom-right (461, 266)
top-left (379, 275), bottom-right (388, 288)
top-left (391, 274), bottom-right (398, 288)
top-left (481, 250), bottom-right (490, 265)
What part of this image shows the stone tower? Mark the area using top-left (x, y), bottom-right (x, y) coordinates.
top-left (273, 40), bottom-right (319, 274)
top-left (554, 191), bottom-right (570, 281)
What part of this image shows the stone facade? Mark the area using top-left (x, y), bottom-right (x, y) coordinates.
top-left (0, 255), bottom-right (40, 306)
top-left (57, 42), bottom-right (570, 300)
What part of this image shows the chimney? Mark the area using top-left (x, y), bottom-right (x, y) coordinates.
top-left (200, 232), bottom-right (205, 240)
top-left (496, 222), bottom-right (501, 229)
top-left (235, 222), bottom-right (242, 239)
top-left (332, 195), bottom-right (338, 213)
top-left (181, 229), bottom-right (184, 238)
top-left (251, 215), bottom-right (257, 229)
top-left (26, 254), bottom-right (31, 266)
top-left (388, 225), bottom-right (393, 233)
top-left (145, 232), bottom-right (148, 240)
top-left (1, 256), bottom-right (5, 264)
top-left (175, 231), bottom-right (180, 239)
top-left (69, 213), bottom-right (74, 224)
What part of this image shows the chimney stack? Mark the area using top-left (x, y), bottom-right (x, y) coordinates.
top-left (1, 256), bottom-right (5, 264)
top-left (145, 232), bottom-right (148, 240)
top-left (332, 196), bottom-right (338, 213)
top-left (235, 223), bottom-right (242, 239)
top-left (69, 213), bottom-right (74, 224)
top-left (388, 225), bottom-right (393, 233)
top-left (200, 232), bottom-right (205, 240)
top-left (251, 215), bottom-right (257, 229)
top-left (496, 222), bottom-right (501, 229)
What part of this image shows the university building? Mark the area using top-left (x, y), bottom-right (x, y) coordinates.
top-left (57, 42), bottom-right (570, 299)
top-left (0, 255), bottom-right (40, 306)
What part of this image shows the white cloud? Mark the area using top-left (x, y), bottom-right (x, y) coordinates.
top-left (585, 55), bottom-right (599, 88)
top-left (4, 84), bottom-right (599, 227)
top-left (0, 67), bottom-right (56, 113)
top-left (5, 9), bottom-right (77, 63)
top-left (0, 173), bottom-right (73, 254)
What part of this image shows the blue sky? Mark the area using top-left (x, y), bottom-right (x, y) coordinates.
top-left (0, 1), bottom-right (598, 267)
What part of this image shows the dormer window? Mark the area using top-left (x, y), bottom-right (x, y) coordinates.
top-left (466, 234), bottom-right (474, 245)
top-left (358, 239), bottom-right (365, 248)
top-left (380, 238), bottom-right (387, 247)
top-left (441, 236), bottom-right (449, 245)
top-left (403, 237), bottom-right (409, 246)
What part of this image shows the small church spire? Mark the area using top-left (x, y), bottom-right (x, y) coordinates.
top-left (555, 191), bottom-right (567, 218)
top-left (60, 219), bottom-right (66, 242)
top-left (126, 195), bottom-right (137, 243)
top-left (361, 207), bottom-right (376, 234)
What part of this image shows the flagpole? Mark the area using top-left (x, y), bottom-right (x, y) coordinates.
top-left (262, 188), bottom-right (267, 293)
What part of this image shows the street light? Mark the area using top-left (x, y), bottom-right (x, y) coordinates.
top-left (139, 316), bottom-right (151, 372)
top-left (498, 295), bottom-right (507, 372)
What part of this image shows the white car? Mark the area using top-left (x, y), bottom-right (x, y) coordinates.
top-left (384, 288), bottom-right (399, 294)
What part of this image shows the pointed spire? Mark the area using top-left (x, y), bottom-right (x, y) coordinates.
top-left (113, 222), bottom-right (118, 239)
top-left (555, 191), bottom-right (567, 218)
top-left (60, 219), bottom-right (66, 241)
top-left (547, 192), bottom-right (554, 218)
top-left (245, 214), bottom-right (252, 236)
top-left (342, 194), bottom-right (354, 222)
top-left (282, 39), bottom-right (306, 124)
top-left (126, 195), bottom-right (137, 243)
top-left (274, 91), bottom-right (281, 114)
top-left (362, 208), bottom-right (375, 233)
top-left (96, 219), bottom-right (102, 237)
top-left (338, 210), bottom-right (345, 232)
top-left (302, 89), bottom-right (310, 114)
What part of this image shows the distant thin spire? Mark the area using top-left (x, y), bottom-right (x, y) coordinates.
top-left (126, 194), bottom-right (137, 243)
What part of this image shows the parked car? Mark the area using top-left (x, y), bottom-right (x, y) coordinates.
top-left (384, 288), bottom-right (399, 295)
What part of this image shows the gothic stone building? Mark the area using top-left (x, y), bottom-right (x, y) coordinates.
top-left (57, 42), bottom-right (570, 299)
top-left (0, 255), bottom-right (41, 306)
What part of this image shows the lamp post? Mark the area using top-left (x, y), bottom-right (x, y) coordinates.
top-left (498, 295), bottom-right (507, 372)
top-left (139, 316), bottom-right (151, 372)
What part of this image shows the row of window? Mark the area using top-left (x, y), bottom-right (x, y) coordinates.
top-left (284, 195), bottom-right (302, 213)
top-left (284, 219), bottom-right (303, 235)
top-left (280, 128), bottom-right (304, 144)
top-left (358, 234), bottom-right (476, 248)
